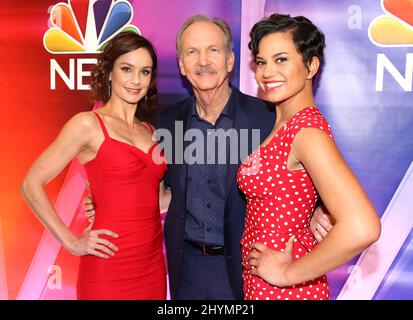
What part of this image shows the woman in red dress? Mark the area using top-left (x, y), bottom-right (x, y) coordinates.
top-left (237, 14), bottom-right (381, 300)
top-left (21, 32), bottom-right (168, 299)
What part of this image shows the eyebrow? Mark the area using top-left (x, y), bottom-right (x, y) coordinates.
top-left (118, 62), bottom-right (153, 69)
top-left (186, 45), bottom-right (221, 50)
top-left (256, 52), bottom-right (288, 60)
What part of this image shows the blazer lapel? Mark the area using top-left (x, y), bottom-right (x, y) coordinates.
top-left (224, 91), bottom-right (251, 201)
top-left (176, 100), bottom-right (192, 199)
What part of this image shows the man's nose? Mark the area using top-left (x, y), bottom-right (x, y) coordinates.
top-left (198, 50), bottom-right (209, 66)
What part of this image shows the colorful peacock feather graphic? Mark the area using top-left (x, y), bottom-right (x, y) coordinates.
top-left (369, 0), bottom-right (413, 47)
top-left (43, 0), bottom-right (140, 54)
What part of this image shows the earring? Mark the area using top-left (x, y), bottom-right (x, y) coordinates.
top-left (107, 80), bottom-right (112, 99)
top-left (141, 94), bottom-right (148, 106)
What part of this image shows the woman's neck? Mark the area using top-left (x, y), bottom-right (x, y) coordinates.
top-left (103, 99), bottom-right (138, 127)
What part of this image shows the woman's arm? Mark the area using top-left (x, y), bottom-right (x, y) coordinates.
top-left (21, 112), bottom-right (118, 258)
top-left (159, 180), bottom-right (171, 213)
top-left (248, 127), bottom-right (381, 287)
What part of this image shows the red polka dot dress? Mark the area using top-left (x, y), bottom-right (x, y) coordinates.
top-left (237, 107), bottom-right (332, 300)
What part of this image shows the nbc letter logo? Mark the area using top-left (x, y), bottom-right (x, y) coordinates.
top-left (368, 0), bottom-right (413, 47)
top-left (43, 0), bottom-right (140, 54)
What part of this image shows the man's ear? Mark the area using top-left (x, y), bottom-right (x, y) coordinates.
top-left (306, 56), bottom-right (320, 80)
top-left (178, 57), bottom-right (186, 76)
top-left (227, 51), bottom-right (235, 73)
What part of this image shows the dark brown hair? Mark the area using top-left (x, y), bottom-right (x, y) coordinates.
top-left (90, 31), bottom-right (158, 121)
top-left (249, 13), bottom-right (325, 71)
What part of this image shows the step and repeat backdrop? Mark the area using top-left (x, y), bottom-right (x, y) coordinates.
top-left (0, 0), bottom-right (412, 300)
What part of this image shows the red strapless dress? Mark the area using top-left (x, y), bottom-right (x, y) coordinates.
top-left (77, 112), bottom-right (167, 300)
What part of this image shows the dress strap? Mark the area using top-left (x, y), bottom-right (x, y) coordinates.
top-left (143, 121), bottom-right (155, 134)
top-left (93, 112), bottom-right (109, 138)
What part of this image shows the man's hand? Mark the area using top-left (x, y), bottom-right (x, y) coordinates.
top-left (83, 195), bottom-right (95, 223)
top-left (310, 205), bottom-right (335, 242)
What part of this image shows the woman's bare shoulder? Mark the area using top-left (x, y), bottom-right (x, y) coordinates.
top-left (54, 111), bottom-right (102, 144)
top-left (64, 111), bottom-right (100, 131)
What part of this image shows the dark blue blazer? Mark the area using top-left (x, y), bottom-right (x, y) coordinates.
top-left (156, 87), bottom-right (275, 299)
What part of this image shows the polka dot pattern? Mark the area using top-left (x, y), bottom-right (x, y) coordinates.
top-left (237, 107), bottom-right (333, 300)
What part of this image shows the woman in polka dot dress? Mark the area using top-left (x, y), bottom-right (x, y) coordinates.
top-left (237, 14), bottom-right (381, 300)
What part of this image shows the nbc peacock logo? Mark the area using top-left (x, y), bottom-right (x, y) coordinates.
top-left (368, 0), bottom-right (413, 92)
top-left (368, 0), bottom-right (413, 47)
top-left (43, 0), bottom-right (140, 54)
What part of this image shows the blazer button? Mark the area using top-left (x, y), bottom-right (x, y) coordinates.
top-left (181, 213), bottom-right (185, 218)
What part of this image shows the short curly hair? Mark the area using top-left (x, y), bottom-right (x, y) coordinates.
top-left (90, 31), bottom-right (158, 121)
top-left (249, 13), bottom-right (326, 71)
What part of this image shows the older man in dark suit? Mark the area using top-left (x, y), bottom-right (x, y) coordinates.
top-left (156, 15), bottom-right (275, 300)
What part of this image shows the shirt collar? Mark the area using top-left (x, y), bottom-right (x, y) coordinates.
top-left (191, 86), bottom-right (236, 120)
